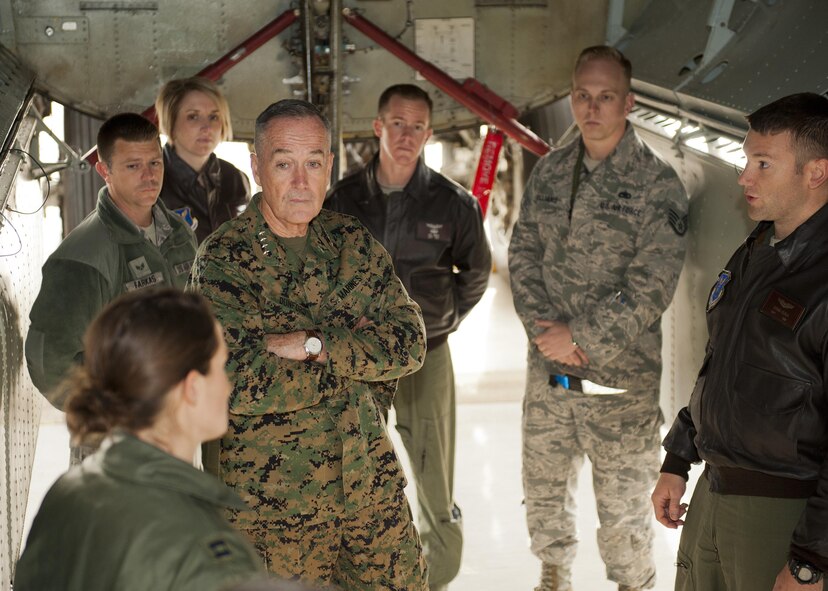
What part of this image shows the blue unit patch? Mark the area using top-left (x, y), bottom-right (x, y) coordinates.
top-left (707, 270), bottom-right (732, 311)
top-left (173, 206), bottom-right (199, 231)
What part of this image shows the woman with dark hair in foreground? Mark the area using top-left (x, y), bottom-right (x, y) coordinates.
top-left (15, 288), bottom-right (263, 591)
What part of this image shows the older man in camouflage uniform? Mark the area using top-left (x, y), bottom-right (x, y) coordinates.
top-left (190, 99), bottom-right (428, 590)
top-left (508, 46), bottom-right (687, 591)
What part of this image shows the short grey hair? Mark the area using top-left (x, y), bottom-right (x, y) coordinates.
top-left (254, 99), bottom-right (331, 154)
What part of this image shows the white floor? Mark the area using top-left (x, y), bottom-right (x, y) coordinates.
top-left (24, 269), bottom-right (700, 590)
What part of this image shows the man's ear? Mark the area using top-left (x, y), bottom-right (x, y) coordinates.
top-left (95, 160), bottom-right (110, 182)
top-left (250, 152), bottom-right (261, 187)
top-left (624, 92), bottom-right (635, 116)
top-left (372, 117), bottom-right (383, 139)
top-left (806, 158), bottom-right (828, 190)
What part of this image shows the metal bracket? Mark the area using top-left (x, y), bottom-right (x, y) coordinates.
top-left (25, 108), bottom-right (90, 179)
top-left (700, 0), bottom-right (736, 69)
top-left (675, 0), bottom-right (736, 92)
top-left (0, 102), bottom-right (37, 215)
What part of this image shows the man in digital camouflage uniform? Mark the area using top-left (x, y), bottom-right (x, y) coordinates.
top-left (508, 46), bottom-right (687, 591)
top-left (190, 99), bottom-right (429, 590)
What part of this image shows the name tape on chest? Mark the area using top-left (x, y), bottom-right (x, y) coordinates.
top-left (760, 289), bottom-right (805, 330)
top-left (598, 201), bottom-right (643, 218)
top-left (416, 221), bottom-right (452, 242)
top-left (173, 261), bottom-right (193, 276)
top-left (124, 271), bottom-right (165, 292)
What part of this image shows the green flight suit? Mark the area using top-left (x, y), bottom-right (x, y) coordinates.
top-left (14, 433), bottom-right (263, 591)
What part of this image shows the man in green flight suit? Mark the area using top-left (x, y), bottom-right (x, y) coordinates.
top-left (190, 99), bottom-right (429, 590)
top-left (26, 112), bottom-right (197, 464)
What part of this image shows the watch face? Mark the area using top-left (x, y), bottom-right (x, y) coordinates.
top-left (305, 336), bottom-right (323, 355)
top-left (799, 566), bottom-right (814, 582)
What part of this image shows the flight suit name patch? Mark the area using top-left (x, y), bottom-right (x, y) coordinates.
top-left (124, 272), bottom-right (164, 292)
top-left (760, 290), bottom-right (805, 329)
top-left (173, 260), bottom-right (193, 276)
top-left (417, 222), bottom-right (452, 242)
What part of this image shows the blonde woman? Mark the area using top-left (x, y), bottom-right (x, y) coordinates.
top-left (156, 77), bottom-right (250, 242)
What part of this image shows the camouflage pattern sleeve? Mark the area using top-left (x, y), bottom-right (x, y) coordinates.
top-left (568, 171), bottom-right (687, 367)
top-left (508, 154), bottom-right (562, 339)
top-left (189, 244), bottom-right (328, 415)
top-left (322, 238), bottom-right (426, 382)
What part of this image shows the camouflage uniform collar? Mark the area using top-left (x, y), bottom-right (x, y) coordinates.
top-left (363, 153), bottom-right (431, 201)
top-left (247, 193), bottom-right (339, 263)
top-left (97, 187), bottom-right (173, 245)
top-left (570, 122), bottom-right (638, 169)
top-left (95, 431), bottom-right (247, 510)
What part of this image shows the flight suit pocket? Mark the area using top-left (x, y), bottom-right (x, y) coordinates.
top-left (730, 362), bottom-right (809, 463)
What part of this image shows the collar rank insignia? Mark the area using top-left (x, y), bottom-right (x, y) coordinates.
top-left (208, 539), bottom-right (233, 560)
top-left (707, 270), bottom-right (732, 311)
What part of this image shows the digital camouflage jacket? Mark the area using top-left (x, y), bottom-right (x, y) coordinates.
top-left (508, 125), bottom-right (687, 389)
top-left (189, 194), bottom-right (426, 517)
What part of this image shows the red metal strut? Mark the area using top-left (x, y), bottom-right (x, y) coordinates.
top-left (83, 8), bottom-right (300, 165)
top-left (342, 8), bottom-right (550, 157)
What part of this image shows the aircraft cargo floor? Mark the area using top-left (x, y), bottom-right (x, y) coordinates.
top-left (26, 269), bottom-right (698, 590)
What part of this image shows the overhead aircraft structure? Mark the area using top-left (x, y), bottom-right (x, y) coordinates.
top-left (0, 0), bottom-right (826, 586)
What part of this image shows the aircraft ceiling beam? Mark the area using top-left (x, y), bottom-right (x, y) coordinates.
top-left (81, 8), bottom-right (300, 165)
top-left (341, 8), bottom-right (550, 157)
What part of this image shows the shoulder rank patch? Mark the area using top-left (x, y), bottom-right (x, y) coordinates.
top-left (707, 270), bottom-right (731, 311)
top-left (760, 289), bottom-right (805, 330)
top-left (128, 256), bottom-right (151, 278)
top-left (207, 538), bottom-right (233, 561)
top-left (668, 209), bottom-right (688, 236)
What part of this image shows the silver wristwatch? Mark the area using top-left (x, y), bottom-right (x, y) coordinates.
top-left (303, 330), bottom-right (323, 362)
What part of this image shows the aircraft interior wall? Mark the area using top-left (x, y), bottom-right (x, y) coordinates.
top-left (0, 46), bottom-right (44, 590)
